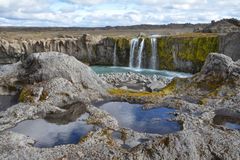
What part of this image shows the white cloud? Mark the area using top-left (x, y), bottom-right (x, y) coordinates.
top-left (0, 0), bottom-right (239, 26)
top-left (68, 0), bottom-right (107, 5)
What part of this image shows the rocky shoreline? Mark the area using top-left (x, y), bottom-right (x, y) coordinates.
top-left (99, 72), bottom-right (170, 92)
top-left (0, 51), bottom-right (239, 160)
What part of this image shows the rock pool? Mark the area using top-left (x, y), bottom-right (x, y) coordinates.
top-left (0, 95), bottom-right (18, 112)
top-left (99, 102), bottom-right (182, 134)
top-left (213, 109), bottom-right (240, 130)
top-left (9, 104), bottom-right (95, 148)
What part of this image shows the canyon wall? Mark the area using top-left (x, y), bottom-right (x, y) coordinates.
top-left (219, 32), bottom-right (240, 61)
top-left (0, 33), bottom-right (239, 73)
top-left (0, 34), bottom-right (117, 66)
top-left (155, 35), bottom-right (219, 73)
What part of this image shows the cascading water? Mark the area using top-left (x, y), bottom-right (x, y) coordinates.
top-left (113, 42), bottom-right (117, 66)
top-left (150, 37), bottom-right (157, 69)
top-left (129, 38), bottom-right (139, 68)
top-left (137, 39), bottom-right (145, 69)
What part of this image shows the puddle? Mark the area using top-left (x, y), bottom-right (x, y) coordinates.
top-left (99, 102), bottom-right (182, 134)
top-left (0, 95), bottom-right (19, 112)
top-left (213, 109), bottom-right (240, 130)
top-left (9, 102), bottom-right (95, 148)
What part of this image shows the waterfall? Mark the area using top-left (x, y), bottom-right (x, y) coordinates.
top-left (137, 39), bottom-right (145, 69)
top-left (113, 42), bottom-right (117, 66)
top-left (129, 38), bottom-right (139, 68)
top-left (150, 37), bottom-right (157, 69)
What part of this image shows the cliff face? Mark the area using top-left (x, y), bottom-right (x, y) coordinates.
top-left (0, 33), bottom-right (239, 73)
top-left (155, 35), bottom-right (219, 73)
top-left (118, 34), bottom-right (219, 73)
top-left (0, 35), bottom-right (119, 66)
top-left (219, 32), bottom-right (240, 61)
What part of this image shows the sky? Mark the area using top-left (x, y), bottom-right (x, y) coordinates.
top-left (0, 0), bottom-right (239, 27)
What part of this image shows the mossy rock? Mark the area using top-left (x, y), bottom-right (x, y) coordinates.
top-left (157, 34), bottom-right (219, 73)
top-left (157, 37), bottom-right (174, 70)
top-left (116, 37), bottom-right (130, 52)
top-left (39, 90), bottom-right (48, 101)
top-left (18, 87), bottom-right (34, 103)
top-left (115, 37), bottom-right (130, 66)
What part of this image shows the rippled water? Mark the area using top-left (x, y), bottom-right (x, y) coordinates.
top-left (91, 66), bottom-right (192, 79)
top-left (99, 102), bottom-right (182, 134)
top-left (9, 113), bottom-right (94, 148)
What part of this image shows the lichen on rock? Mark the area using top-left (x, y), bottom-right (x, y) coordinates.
top-left (157, 34), bottom-right (219, 73)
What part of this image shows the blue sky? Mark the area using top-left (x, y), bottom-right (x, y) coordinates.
top-left (0, 0), bottom-right (239, 27)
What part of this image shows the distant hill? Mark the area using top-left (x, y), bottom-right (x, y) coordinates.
top-left (0, 23), bottom-right (206, 31)
top-left (195, 18), bottom-right (240, 33)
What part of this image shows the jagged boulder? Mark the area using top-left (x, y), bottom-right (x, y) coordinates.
top-left (194, 53), bottom-right (240, 81)
top-left (20, 52), bottom-right (110, 95)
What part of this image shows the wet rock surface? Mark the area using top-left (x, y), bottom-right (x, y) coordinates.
top-left (0, 52), bottom-right (239, 160)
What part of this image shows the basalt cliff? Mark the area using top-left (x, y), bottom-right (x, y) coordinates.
top-left (0, 32), bottom-right (239, 73)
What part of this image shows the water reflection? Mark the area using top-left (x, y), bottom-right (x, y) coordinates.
top-left (0, 95), bottom-right (18, 112)
top-left (45, 102), bottom-right (87, 124)
top-left (99, 102), bottom-right (182, 134)
top-left (213, 109), bottom-right (240, 130)
top-left (9, 113), bottom-right (94, 148)
top-left (224, 122), bottom-right (240, 130)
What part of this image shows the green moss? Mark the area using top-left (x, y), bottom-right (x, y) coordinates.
top-left (177, 36), bottom-right (219, 67)
top-left (79, 132), bottom-right (94, 143)
top-left (39, 90), bottom-right (48, 101)
top-left (157, 34), bottom-right (219, 73)
top-left (157, 37), bottom-right (175, 70)
top-left (18, 87), bottom-right (34, 103)
top-left (108, 79), bottom-right (178, 102)
top-left (144, 37), bottom-right (152, 58)
top-left (116, 37), bottom-right (130, 52)
top-left (114, 37), bottom-right (130, 66)
top-left (6, 85), bottom-right (18, 92)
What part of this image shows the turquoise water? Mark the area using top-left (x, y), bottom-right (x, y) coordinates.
top-left (91, 66), bottom-right (192, 79)
top-left (99, 102), bottom-right (182, 134)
